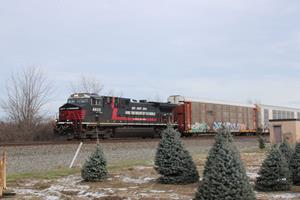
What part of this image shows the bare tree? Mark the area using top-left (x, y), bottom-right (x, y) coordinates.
top-left (71, 75), bottom-right (104, 94)
top-left (154, 93), bottom-right (162, 102)
top-left (106, 89), bottom-right (115, 96)
top-left (1, 66), bottom-right (52, 130)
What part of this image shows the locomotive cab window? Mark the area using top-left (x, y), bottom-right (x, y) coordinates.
top-left (78, 99), bottom-right (89, 104)
top-left (67, 98), bottom-right (89, 104)
top-left (68, 99), bottom-right (76, 104)
top-left (91, 98), bottom-right (102, 106)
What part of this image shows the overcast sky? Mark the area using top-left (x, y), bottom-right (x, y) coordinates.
top-left (1, 0), bottom-right (300, 117)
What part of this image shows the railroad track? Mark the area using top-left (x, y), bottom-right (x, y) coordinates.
top-left (0, 135), bottom-right (262, 147)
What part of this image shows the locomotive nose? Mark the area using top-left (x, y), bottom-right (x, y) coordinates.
top-left (59, 103), bottom-right (86, 121)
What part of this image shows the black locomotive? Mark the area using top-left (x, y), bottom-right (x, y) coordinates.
top-left (55, 93), bottom-right (176, 139)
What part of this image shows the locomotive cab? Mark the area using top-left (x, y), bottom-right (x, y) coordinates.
top-left (67, 93), bottom-right (102, 106)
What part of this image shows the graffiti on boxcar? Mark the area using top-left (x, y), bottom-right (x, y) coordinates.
top-left (191, 122), bottom-right (209, 133)
top-left (191, 122), bottom-right (247, 133)
top-left (213, 122), bottom-right (246, 132)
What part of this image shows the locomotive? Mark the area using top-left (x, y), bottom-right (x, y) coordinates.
top-left (55, 93), bottom-right (176, 139)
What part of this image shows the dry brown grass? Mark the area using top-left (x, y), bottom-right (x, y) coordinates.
top-left (0, 121), bottom-right (54, 142)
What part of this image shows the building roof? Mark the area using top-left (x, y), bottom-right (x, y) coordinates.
top-left (259, 104), bottom-right (300, 112)
top-left (269, 119), bottom-right (300, 122)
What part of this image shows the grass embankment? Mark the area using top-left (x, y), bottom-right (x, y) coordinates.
top-left (7, 167), bottom-right (80, 183)
top-left (7, 159), bottom-right (153, 184)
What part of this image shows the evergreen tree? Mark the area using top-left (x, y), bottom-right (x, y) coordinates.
top-left (258, 135), bottom-right (266, 150)
top-left (202, 128), bottom-right (232, 178)
top-left (290, 142), bottom-right (300, 185)
top-left (81, 144), bottom-right (109, 182)
top-left (279, 140), bottom-right (294, 167)
top-left (195, 129), bottom-right (255, 200)
top-left (154, 126), bottom-right (199, 184)
top-left (256, 128), bottom-right (265, 150)
top-left (255, 145), bottom-right (292, 191)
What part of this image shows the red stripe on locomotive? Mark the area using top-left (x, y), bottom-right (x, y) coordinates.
top-left (59, 109), bottom-right (86, 121)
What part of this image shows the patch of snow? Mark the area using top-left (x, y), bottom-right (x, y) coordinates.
top-left (103, 188), bottom-right (114, 193)
top-left (257, 192), bottom-right (300, 200)
top-left (247, 166), bottom-right (260, 171)
top-left (45, 196), bottom-right (60, 200)
top-left (78, 191), bottom-right (108, 198)
top-left (273, 193), bottom-right (300, 199)
top-left (20, 180), bottom-right (40, 187)
top-left (149, 189), bottom-right (166, 193)
top-left (139, 193), bottom-right (150, 197)
top-left (143, 177), bottom-right (155, 181)
top-left (47, 185), bottom-right (65, 192)
top-left (168, 193), bottom-right (181, 200)
top-left (122, 176), bottom-right (155, 184)
top-left (247, 172), bottom-right (258, 180)
top-left (14, 175), bottom-right (90, 200)
top-left (117, 188), bottom-right (128, 191)
top-left (134, 166), bottom-right (153, 170)
top-left (13, 188), bottom-right (61, 199)
top-left (129, 186), bottom-right (139, 189)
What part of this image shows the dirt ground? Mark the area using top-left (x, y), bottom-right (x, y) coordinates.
top-left (6, 151), bottom-right (300, 200)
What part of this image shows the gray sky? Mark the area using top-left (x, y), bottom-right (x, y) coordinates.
top-left (1, 0), bottom-right (300, 117)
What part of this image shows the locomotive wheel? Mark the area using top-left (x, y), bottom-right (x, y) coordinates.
top-left (102, 128), bottom-right (114, 139)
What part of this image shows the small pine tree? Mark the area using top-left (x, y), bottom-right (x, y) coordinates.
top-left (154, 126), bottom-right (199, 184)
top-left (195, 129), bottom-right (255, 200)
top-left (290, 142), bottom-right (300, 185)
top-left (258, 135), bottom-right (266, 150)
top-left (279, 140), bottom-right (294, 167)
top-left (81, 144), bottom-right (109, 182)
top-left (256, 128), bottom-right (265, 150)
top-left (255, 145), bottom-right (292, 191)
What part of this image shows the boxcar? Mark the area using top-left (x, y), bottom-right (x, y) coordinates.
top-left (168, 95), bottom-right (257, 135)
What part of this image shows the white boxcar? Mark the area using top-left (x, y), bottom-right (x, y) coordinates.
top-left (256, 104), bottom-right (300, 132)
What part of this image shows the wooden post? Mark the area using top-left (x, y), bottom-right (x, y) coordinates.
top-left (3, 151), bottom-right (6, 189)
top-left (0, 158), bottom-right (3, 197)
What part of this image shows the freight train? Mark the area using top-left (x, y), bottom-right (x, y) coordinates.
top-left (55, 93), bottom-right (300, 139)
